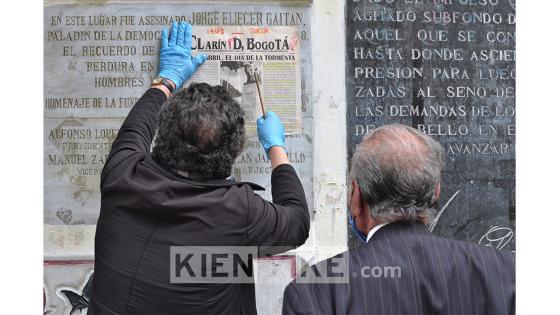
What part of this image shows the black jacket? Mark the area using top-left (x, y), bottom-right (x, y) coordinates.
top-left (283, 222), bottom-right (515, 315)
top-left (88, 88), bottom-right (310, 315)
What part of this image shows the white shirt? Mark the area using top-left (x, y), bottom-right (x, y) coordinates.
top-left (366, 223), bottom-right (390, 243)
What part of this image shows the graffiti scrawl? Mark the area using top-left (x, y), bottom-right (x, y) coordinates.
top-left (56, 271), bottom-right (93, 315)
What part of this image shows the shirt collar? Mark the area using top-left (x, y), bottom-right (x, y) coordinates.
top-left (366, 222), bottom-right (391, 242)
top-left (145, 155), bottom-right (265, 190)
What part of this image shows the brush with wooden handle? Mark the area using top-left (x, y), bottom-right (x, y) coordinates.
top-left (254, 74), bottom-right (267, 118)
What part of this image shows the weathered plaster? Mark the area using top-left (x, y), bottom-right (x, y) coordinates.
top-left (43, 1), bottom-right (349, 314)
top-left (302, 0), bottom-right (348, 261)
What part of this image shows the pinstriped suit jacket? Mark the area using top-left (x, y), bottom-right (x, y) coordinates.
top-left (282, 222), bottom-right (515, 315)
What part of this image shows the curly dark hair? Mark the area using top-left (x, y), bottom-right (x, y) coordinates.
top-left (152, 83), bottom-right (245, 179)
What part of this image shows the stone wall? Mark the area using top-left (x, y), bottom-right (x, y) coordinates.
top-left (43, 1), bottom-right (348, 314)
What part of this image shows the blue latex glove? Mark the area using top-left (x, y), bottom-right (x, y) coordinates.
top-left (158, 21), bottom-right (207, 90)
top-left (257, 112), bottom-right (285, 156)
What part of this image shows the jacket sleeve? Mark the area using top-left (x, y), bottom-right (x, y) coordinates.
top-left (282, 282), bottom-right (310, 315)
top-left (245, 164), bottom-right (310, 250)
top-left (101, 88), bottom-right (167, 184)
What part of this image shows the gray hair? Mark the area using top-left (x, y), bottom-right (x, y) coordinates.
top-left (349, 124), bottom-right (445, 225)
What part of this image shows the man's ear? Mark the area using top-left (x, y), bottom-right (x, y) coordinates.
top-left (350, 180), bottom-right (363, 218)
top-left (434, 183), bottom-right (441, 201)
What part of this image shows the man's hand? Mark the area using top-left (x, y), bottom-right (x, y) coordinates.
top-left (257, 111), bottom-right (286, 156)
top-left (158, 21), bottom-right (206, 90)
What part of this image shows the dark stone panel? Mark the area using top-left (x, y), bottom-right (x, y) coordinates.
top-left (346, 0), bottom-right (515, 250)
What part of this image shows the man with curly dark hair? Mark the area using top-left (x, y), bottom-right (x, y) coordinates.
top-left (151, 83), bottom-right (246, 179)
top-left (89, 21), bottom-right (310, 315)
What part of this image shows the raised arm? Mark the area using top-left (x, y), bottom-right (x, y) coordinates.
top-left (101, 21), bottom-right (206, 183)
top-left (246, 112), bottom-right (310, 250)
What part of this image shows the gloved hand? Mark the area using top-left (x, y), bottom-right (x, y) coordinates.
top-left (158, 21), bottom-right (207, 90)
top-left (257, 112), bottom-right (285, 156)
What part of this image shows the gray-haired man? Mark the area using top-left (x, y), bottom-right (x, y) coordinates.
top-left (282, 124), bottom-right (515, 315)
